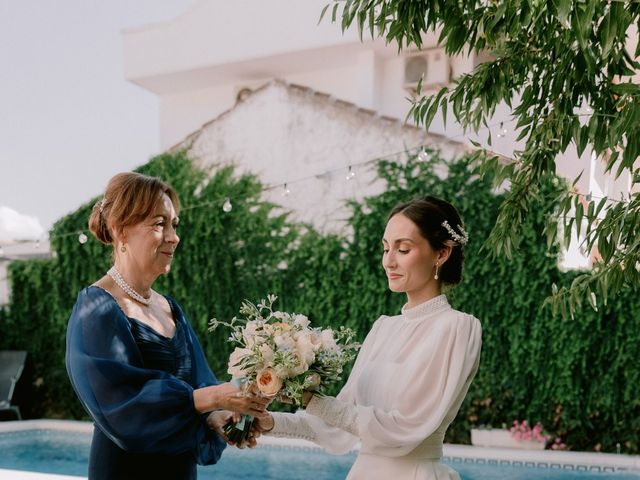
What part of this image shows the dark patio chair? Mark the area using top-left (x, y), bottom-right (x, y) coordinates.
top-left (0, 350), bottom-right (27, 420)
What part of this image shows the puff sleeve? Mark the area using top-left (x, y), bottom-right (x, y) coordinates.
top-left (65, 287), bottom-right (226, 465)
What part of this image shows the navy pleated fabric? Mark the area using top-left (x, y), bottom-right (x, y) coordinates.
top-left (66, 286), bottom-right (226, 480)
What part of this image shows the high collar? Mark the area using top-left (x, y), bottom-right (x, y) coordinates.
top-left (401, 294), bottom-right (450, 320)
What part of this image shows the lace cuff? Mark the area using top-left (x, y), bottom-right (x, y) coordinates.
top-left (306, 395), bottom-right (359, 437)
top-left (268, 412), bottom-right (318, 442)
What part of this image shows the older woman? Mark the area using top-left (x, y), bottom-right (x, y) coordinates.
top-left (256, 196), bottom-right (482, 480)
top-left (66, 172), bottom-right (269, 480)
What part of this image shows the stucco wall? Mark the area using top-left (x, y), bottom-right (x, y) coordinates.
top-left (175, 81), bottom-right (469, 232)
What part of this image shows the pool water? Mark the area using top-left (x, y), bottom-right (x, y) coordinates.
top-left (1, 430), bottom-right (639, 480)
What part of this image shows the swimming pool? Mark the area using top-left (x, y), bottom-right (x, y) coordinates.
top-left (1, 421), bottom-right (639, 480)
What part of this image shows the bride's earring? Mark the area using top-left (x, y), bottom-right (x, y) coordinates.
top-left (121, 244), bottom-right (126, 253)
top-left (434, 263), bottom-right (440, 280)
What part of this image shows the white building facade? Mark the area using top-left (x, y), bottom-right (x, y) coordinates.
top-left (123, 0), bottom-right (635, 268)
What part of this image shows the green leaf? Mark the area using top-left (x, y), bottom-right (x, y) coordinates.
top-left (599, 13), bottom-right (615, 59)
top-left (318, 4), bottom-right (330, 25)
top-left (576, 126), bottom-right (589, 157)
top-left (546, 217), bottom-right (558, 248)
top-left (554, 0), bottom-right (572, 27)
top-left (331, 2), bottom-right (339, 23)
top-left (575, 200), bottom-right (584, 237)
top-left (610, 82), bottom-right (640, 95)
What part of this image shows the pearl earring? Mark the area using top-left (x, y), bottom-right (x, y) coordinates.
top-left (121, 245), bottom-right (126, 253)
top-left (434, 263), bottom-right (440, 280)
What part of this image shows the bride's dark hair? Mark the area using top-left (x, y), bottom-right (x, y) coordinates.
top-left (388, 196), bottom-right (466, 285)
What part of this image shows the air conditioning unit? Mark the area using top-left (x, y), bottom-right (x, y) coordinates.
top-left (403, 49), bottom-right (450, 91)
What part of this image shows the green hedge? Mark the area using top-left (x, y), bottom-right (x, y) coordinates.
top-left (2, 149), bottom-right (638, 453)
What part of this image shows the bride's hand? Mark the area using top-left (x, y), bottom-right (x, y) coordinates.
top-left (252, 413), bottom-right (275, 434)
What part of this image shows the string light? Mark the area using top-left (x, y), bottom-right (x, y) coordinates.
top-left (496, 122), bottom-right (508, 138)
top-left (346, 166), bottom-right (356, 181)
top-left (78, 233), bottom-right (88, 245)
top-left (8, 118), bottom-right (633, 249)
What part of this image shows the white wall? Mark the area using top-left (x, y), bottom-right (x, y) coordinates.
top-left (176, 81), bottom-right (468, 233)
top-left (124, 0), bottom-right (636, 268)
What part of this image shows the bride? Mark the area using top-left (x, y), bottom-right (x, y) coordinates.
top-left (254, 196), bottom-right (482, 479)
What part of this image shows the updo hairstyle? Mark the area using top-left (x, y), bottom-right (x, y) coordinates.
top-left (388, 196), bottom-right (466, 285)
top-left (88, 172), bottom-right (180, 246)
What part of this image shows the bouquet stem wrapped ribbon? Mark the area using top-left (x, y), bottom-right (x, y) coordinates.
top-left (223, 378), bottom-right (255, 444)
top-left (224, 413), bottom-right (254, 444)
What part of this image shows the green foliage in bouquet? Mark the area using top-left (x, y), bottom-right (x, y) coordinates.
top-left (209, 294), bottom-right (359, 407)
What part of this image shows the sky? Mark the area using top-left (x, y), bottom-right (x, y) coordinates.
top-left (0, 0), bottom-right (195, 241)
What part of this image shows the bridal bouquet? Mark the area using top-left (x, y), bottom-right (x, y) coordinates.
top-left (208, 294), bottom-right (360, 443)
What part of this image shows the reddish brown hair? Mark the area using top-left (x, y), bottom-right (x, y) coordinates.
top-left (88, 172), bottom-right (180, 245)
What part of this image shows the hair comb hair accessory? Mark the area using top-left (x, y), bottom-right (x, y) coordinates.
top-left (99, 199), bottom-right (105, 214)
top-left (441, 220), bottom-right (469, 246)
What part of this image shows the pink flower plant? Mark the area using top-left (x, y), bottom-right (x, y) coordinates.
top-left (550, 437), bottom-right (567, 450)
top-left (509, 420), bottom-right (550, 444)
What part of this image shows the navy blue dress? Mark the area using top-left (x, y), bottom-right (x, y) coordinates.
top-left (66, 286), bottom-right (226, 480)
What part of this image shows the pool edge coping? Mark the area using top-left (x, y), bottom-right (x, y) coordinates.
top-left (1, 419), bottom-right (639, 473)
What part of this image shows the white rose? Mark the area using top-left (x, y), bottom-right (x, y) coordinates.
top-left (227, 347), bottom-right (253, 378)
top-left (309, 331), bottom-right (322, 351)
top-left (293, 314), bottom-right (310, 329)
top-left (320, 329), bottom-right (339, 352)
top-left (242, 321), bottom-right (259, 347)
top-left (274, 333), bottom-right (295, 351)
top-left (289, 360), bottom-right (308, 376)
top-left (259, 343), bottom-right (275, 366)
top-left (295, 331), bottom-right (317, 366)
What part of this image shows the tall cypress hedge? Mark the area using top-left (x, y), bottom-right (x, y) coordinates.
top-left (2, 149), bottom-right (638, 453)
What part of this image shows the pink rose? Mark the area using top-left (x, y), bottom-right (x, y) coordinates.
top-left (256, 367), bottom-right (283, 397)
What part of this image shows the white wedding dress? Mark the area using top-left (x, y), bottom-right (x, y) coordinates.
top-left (268, 295), bottom-right (482, 479)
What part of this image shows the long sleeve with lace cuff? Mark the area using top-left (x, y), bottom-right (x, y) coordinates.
top-left (306, 394), bottom-right (360, 437)
top-left (269, 411), bottom-right (318, 442)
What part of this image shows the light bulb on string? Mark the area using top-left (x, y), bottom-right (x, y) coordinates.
top-left (222, 198), bottom-right (233, 213)
top-left (78, 233), bottom-right (88, 244)
top-left (496, 122), bottom-right (508, 138)
top-left (418, 148), bottom-right (429, 162)
top-left (346, 166), bottom-right (356, 181)
top-left (282, 183), bottom-right (291, 197)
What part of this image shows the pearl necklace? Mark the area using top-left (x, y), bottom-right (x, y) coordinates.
top-left (107, 266), bottom-right (151, 306)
